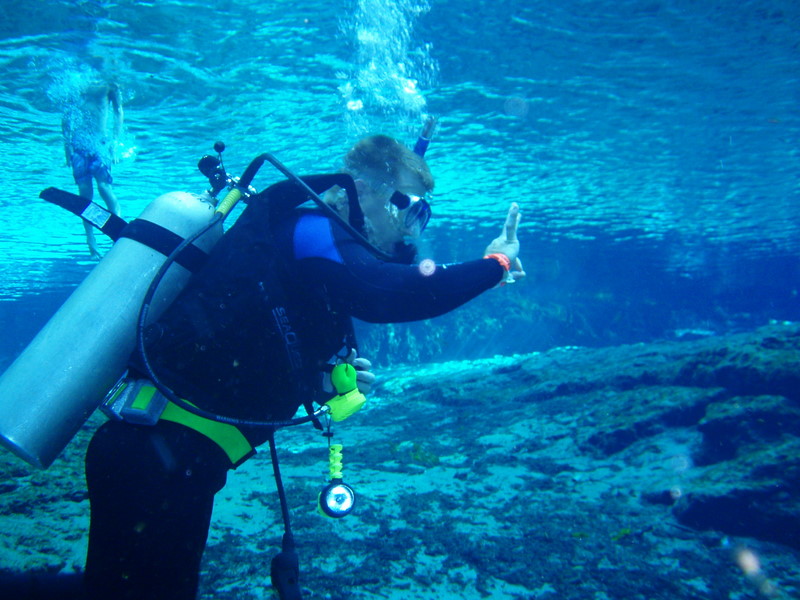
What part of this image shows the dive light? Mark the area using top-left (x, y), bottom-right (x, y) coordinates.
top-left (318, 444), bottom-right (355, 518)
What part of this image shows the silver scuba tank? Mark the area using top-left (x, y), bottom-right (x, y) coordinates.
top-left (0, 191), bottom-right (222, 468)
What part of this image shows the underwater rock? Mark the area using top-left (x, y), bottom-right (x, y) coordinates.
top-left (694, 395), bottom-right (800, 465)
top-left (672, 434), bottom-right (800, 550)
top-left (671, 393), bottom-right (800, 549)
top-left (577, 386), bottom-right (724, 457)
top-left (371, 323), bottom-right (800, 555)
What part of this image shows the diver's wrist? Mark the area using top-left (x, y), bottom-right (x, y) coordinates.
top-left (483, 253), bottom-right (511, 272)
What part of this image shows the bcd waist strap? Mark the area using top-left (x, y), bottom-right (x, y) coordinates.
top-left (102, 380), bottom-right (254, 467)
top-left (160, 399), bottom-right (255, 467)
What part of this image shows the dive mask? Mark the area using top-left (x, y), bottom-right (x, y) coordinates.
top-left (389, 189), bottom-right (431, 232)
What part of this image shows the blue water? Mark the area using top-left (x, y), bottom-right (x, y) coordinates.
top-left (0, 0), bottom-right (799, 358)
top-left (1, 3), bottom-right (800, 598)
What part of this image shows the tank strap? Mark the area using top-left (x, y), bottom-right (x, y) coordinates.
top-left (40, 187), bottom-right (127, 240)
top-left (119, 219), bottom-right (209, 272)
top-left (39, 187), bottom-right (209, 273)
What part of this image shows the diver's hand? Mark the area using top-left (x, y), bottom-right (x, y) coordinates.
top-left (483, 203), bottom-right (525, 281)
top-left (345, 349), bottom-right (376, 395)
top-left (509, 257), bottom-right (526, 282)
top-left (484, 203), bottom-right (520, 262)
top-left (322, 349), bottom-right (376, 395)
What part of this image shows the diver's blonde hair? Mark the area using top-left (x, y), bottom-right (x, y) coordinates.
top-left (343, 134), bottom-right (434, 191)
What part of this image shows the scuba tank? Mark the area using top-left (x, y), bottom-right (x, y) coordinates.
top-left (0, 191), bottom-right (223, 468)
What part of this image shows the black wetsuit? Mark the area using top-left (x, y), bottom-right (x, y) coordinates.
top-left (83, 190), bottom-right (505, 599)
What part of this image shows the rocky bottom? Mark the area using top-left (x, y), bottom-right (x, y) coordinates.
top-left (1, 323), bottom-right (798, 599)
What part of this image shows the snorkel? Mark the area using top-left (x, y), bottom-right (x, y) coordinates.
top-left (390, 115), bottom-right (438, 262)
top-left (413, 114), bottom-right (437, 157)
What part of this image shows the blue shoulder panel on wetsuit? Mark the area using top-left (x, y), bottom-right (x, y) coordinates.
top-left (294, 213), bottom-right (344, 264)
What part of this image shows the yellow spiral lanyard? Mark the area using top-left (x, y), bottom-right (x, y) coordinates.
top-left (318, 417), bottom-right (356, 518)
top-left (328, 443), bottom-right (344, 480)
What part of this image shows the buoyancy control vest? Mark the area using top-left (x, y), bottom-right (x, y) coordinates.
top-left (134, 175), bottom-right (365, 444)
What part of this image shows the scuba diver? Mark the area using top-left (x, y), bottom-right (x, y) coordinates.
top-left (81, 133), bottom-right (524, 599)
top-left (0, 132), bottom-right (523, 599)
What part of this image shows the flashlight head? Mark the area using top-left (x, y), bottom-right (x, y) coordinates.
top-left (318, 481), bottom-right (355, 518)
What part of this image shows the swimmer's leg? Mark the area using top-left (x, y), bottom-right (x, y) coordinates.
top-left (77, 179), bottom-right (102, 260)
